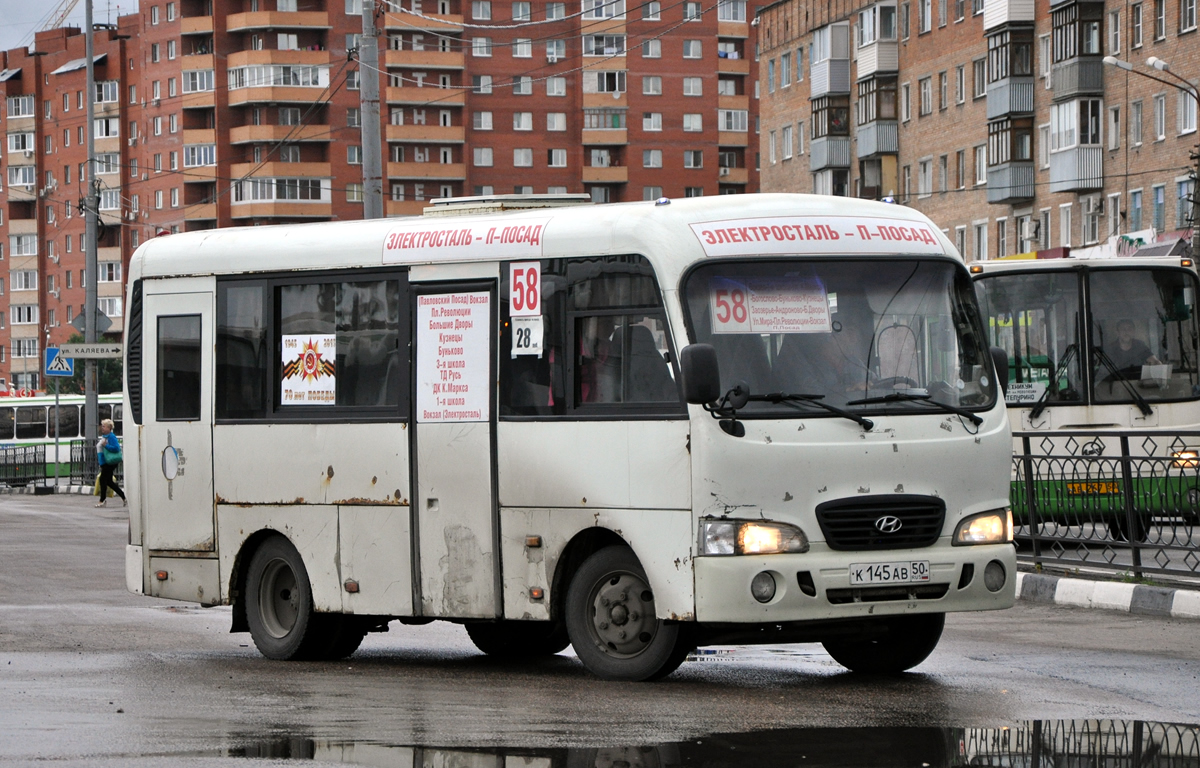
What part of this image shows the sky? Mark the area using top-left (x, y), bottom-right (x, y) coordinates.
top-left (0, 1), bottom-right (139, 56)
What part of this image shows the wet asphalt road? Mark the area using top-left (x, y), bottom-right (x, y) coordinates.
top-left (1, 493), bottom-right (1198, 766)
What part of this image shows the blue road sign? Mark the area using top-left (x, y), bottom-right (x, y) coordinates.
top-left (45, 347), bottom-right (75, 378)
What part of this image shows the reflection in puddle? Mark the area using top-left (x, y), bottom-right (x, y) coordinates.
top-left (225, 721), bottom-right (1200, 767)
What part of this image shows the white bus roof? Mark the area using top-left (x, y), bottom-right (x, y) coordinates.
top-left (971, 255), bottom-right (1195, 275)
top-left (130, 194), bottom-right (959, 288)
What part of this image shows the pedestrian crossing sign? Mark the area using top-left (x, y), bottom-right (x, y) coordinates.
top-left (45, 347), bottom-right (74, 377)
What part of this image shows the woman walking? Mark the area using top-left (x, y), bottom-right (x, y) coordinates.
top-left (95, 418), bottom-right (126, 507)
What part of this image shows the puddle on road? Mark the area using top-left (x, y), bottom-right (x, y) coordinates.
top-left (221, 721), bottom-right (1200, 766)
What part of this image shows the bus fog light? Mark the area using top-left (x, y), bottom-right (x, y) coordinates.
top-left (954, 509), bottom-right (1013, 545)
top-left (984, 560), bottom-right (1006, 592)
top-left (751, 571), bottom-right (776, 603)
top-left (1171, 450), bottom-right (1199, 469)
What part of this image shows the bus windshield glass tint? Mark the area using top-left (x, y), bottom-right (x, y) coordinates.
top-left (684, 259), bottom-right (995, 414)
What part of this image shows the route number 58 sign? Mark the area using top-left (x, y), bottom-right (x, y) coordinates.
top-left (509, 262), bottom-right (541, 317)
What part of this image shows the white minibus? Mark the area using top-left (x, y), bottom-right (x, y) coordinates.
top-left (125, 194), bottom-right (1015, 680)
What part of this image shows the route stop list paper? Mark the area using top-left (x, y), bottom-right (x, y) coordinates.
top-left (416, 292), bottom-right (491, 423)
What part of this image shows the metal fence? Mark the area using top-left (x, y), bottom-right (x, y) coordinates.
top-left (961, 720), bottom-right (1200, 768)
top-left (69, 439), bottom-right (123, 487)
top-left (0, 445), bottom-right (46, 488)
top-left (1013, 430), bottom-right (1200, 581)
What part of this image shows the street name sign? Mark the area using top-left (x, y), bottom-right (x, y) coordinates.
top-left (59, 343), bottom-right (124, 359)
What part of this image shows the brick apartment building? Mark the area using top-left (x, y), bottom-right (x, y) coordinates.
top-left (0, 0), bottom-right (761, 391)
top-left (756, 0), bottom-right (1198, 262)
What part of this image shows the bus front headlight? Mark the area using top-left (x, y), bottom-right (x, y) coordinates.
top-left (1171, 449), bottom-right (1199, 469)
top-left (953, 508), bottom-right (1013, 545)
top-left (701, 520), bottom-right (810, 555)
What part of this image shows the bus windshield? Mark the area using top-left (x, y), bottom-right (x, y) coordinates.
top-left (974, 267), bottom-right (1200, 406)
top-left (683, 258), bottom-right (996, 415)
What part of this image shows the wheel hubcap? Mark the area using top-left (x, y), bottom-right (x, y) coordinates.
top-left (259, 558), bottom-right (299, 639)
top-left (589, 572), bottom-right (657, 657)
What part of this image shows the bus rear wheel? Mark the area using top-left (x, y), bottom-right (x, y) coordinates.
top-left (465, 620), bottom-right (569, 657)
top-left (822, 613), bottom-right (944, 674)
top-left (565, 545), bottom-right (692, 681)
top-left (246, 535), bottom-right (335, 661)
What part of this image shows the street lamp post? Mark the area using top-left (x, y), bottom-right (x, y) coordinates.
top-left (1103, 56), bottom-right (1200, 258)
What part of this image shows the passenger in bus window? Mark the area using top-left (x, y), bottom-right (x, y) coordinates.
top-left (776, 324), bottom-right (874, 398)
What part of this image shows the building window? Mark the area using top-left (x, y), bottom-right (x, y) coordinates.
top-left (684, 150), bottom-right (703, 168)
top-left (1178, 91), bottom-right (1198, 134)
top-left (643, 149), bottom-right (662, 168)
top-left (719, 109), bottom-right (748, 131)
top-left (643, 76), bottom-right (662, 95)
top-left (512, 1), bottom-right (531, 20)
top-left (472, 37), bottom-right (492, 56)
top-left (643, 112), bottom-right (662, 131)
top-left (973, 59), bottom-right (986, 97)
top-left (546, 77), bottom-right (566, 96)
top-left (1152, 184), bottom-right (1166, 231)
top-left (1130, 190), bottom-right (1144, 230)
top-left (918, 77), bottom-right (932, 115)
top-left (1154, 0), bottom-right (1166, 38)
top-left (683, 77), bottom-right (703, 96)
top-left (1132, 3), bottom-right (1144, 45)
top-left (683, 113), bottom-right (703, 132)
top-left (917, 158), bottom-right (933, 197)
top-left (642, 40), bottom-right (661, 58)
top-left (782, 125), bottom-right (794, 159)
top-left (1154, 94), bottom-right (1166, 140)
top-left (812, 95), bottom-right (850, 137)
top-left (513, 148), bottom-right (533, 167)
top-left (973, 223), bottom-right (987, 261)
top-left (901, 82), bottom-right (912, 120)
top-left (996, 218), bottom-right (1008, 256)
top-left (974, 145), bottom-right (987, 184)
top-left (473, 147), bottom-right (493, 166)
top-left (683, 40), bottom-right (702, 58)
top-left (856, 76), bottom-right (897, 125)
top-left (988, 117), bottom-right (1034, 164)
top-left (1178, 179), bottom-right (1195, 228)
top-left (987, 28), bottom-right (1034, 83)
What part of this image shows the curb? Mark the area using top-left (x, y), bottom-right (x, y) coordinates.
top-left (1015, 571), bottom-right (1200, 620)
top-left (0, 485), bottom-right (99, 495)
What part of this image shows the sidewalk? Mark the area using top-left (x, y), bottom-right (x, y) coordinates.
top-left (1016, 569), bottom-right (1200, 620)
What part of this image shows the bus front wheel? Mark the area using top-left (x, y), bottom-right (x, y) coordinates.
top-left (822, 613), bottom-right (944, 674)
top-left (565, 545), bottom-right (692, 681)
top-left (246, 535), bottom-right (336, 661)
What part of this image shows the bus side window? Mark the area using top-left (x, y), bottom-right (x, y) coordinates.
top-left (158, 315), bottom-right (203, 421)
top-left (217, 283), bottom-right (268, 419)
top-left (50, 404), bottom-right (80, 439)
top-left (499, 255), bottom-right (681, 416)
top-left (0, 407), bottom-right (14, 440)
top-left (15, 406), bottom-right (47, 440)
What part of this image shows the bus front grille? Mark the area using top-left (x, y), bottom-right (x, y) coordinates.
top-left (815, 495), bottom-right (946, 551)
top-left (825, 583), bottom-right (950, 604)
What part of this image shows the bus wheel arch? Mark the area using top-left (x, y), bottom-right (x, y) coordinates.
top-left (229, 528), bottom-right (283, 634)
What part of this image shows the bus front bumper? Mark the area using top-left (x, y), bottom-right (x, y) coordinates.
top-left (692, 541), bottom-right (1016, 624)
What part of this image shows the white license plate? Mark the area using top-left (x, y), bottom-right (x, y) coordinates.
top-left (848, 560), bottom-right (931, 585)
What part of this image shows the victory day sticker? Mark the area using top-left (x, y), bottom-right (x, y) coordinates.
top-left (281, 334), bottom-right (337, 405)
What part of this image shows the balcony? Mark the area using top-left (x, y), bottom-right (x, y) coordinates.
top-left (384, 12), bottom-right (464, 32)
top-left (983, 0), bottom-right (1036, 30)
top-left (717, 57), bottom-right (750, 75)
top-left (226, 11), bottom-right (331, 31)
top-left (182, 165), bottom-right (218, 183)
top-left (181, 16), bottom-right (214, 35)
top-left (582, 129), bottom-right (627, 145)
top-left (986, 161), bottom-right (1036, 202)
top-left (986, 76), bottom-right (1035, 118)
top-left (717, 21), bottom-right (749, 38)
top-left (1049, 146), bottom-right (1103, 192)
top-left (182, 90), bottom-right (216, 109)
top-left (1051, 58), bottom-right (1104, 100)
top-left (230, 201), bottom-right (333, 219)
top-left (856, 40), bottom-right (898, 79)
top-left (582, 166), bottom-right (628, 184)
top-left (227, 50), bottom-right (330, 68)
top-left (811, 58), bottom-right (851, 98)
top-left (718, 131), bottom-right (748, 147)
top-left (386, 86), bottom-right (466, 106)
top-left (229, 124), bottom-right (333, 144)
top-left (7, 218), bottom-right (37, 236)
top-left (583, 93), bottom-right (627, 109)
top-left (185, 203), bottom-right (218, 220)
top-left (228, 86), bottom-right (329, 106)
top-left (810, 136), bottom-right (852, 171)
top-left (387, 199), bottom-right (429, 217)
top-left (98, 246), bottom-right (121, 262)
top-left (383, 49), bottom-right (465, 70)
top-left (386, 162), bottom-right (467, 180)
top-left (385, 125), bottom-right (465, 143)
top-left (230, 162), bottom-right (331, 178)
top-left (718, 167), bottom-right (749, 184)
top-left (856, 120), bottom-right (899, 157)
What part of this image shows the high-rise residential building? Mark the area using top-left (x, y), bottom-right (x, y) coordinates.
top-left (757, 0), bottom-right (1198, 262)
top-left (0, 0), bottom-right (760, 391)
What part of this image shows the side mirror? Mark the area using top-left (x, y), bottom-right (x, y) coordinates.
top-left (989, 346), bottom-right (1010, 396)
top-left (680, 343), bottom-right (721, 404)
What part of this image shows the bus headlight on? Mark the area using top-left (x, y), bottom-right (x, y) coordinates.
top-left (701, 520), bottom-right (810, 555)
top-left (953, 508), bottom-right (1013, 545)
top-left (1171, 450), bottom-right (1199, 469)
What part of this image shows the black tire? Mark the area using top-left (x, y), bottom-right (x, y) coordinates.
top-left (1109, 516), bottom-right (1150, 544)
top-left (245, 535), bottom-right (331, 661)
top-left (319, 617), bottom-right (369, 660)
top-left (564, 545), bottom-right (692, 681)
top-left (466, 620), bottom-right (570, 657)
top-left (822, 613), bottom-right (945, 674)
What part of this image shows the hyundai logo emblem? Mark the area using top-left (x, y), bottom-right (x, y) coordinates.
top-left (875, 515), bottom-right (903, 534)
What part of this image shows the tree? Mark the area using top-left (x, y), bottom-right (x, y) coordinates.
top-left (55, 333), bottom-right (123, 395)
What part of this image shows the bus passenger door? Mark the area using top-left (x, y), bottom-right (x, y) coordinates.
top-left (141, 285), bottom-right (215, 552)
top-left (412, 279), bottom-right (499, 618)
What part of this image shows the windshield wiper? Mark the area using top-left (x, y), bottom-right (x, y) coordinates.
top-left (1030, 343), bottom-right (1078, 420)
top-left (845, 391), bottom-right (984, 427)
top-left (750, 392), bottom-right (875, 431)
top-left (1092, 346), bottom-right (1154, 416)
